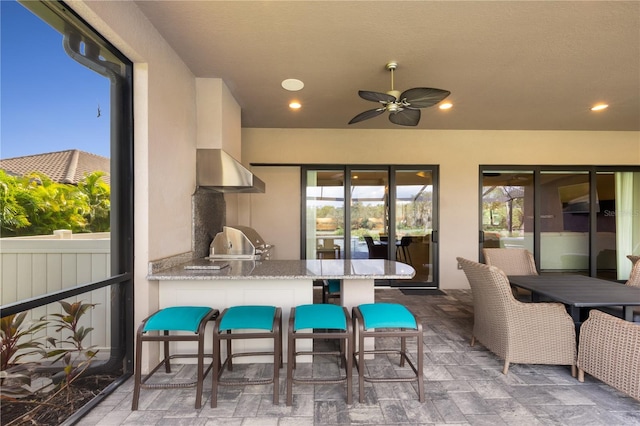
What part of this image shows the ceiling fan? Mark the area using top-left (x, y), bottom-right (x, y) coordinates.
top-left (348, 62), bottom-right (451, 127)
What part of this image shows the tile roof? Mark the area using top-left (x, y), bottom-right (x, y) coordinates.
top-left (0, 150), bottom-right (110, 185)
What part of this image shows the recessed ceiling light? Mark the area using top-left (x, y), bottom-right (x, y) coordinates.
top-left (282, 78), bottom-right (304, 91)
top-left (289, 101), bottom-right (301, 109)
top-left (439, 102), bottom-right (453, 110)
top-left (591, 104), bottom-right (608, 111)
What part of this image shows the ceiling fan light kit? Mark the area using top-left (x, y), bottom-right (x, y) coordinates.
top-left (349, 62), bottom-right (451, 126)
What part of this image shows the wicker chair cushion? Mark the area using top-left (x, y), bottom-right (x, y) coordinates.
top-left (358, 303), bottom-right (417, 329)
top-left (143, 306), bottom-right (214, 333)
top-left (219, 305), bottom-right (277, 331)
top-left (293, 304), bottom-right (347, 330)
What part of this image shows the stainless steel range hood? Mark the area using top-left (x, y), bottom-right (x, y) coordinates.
top-left (196, 149), bottom-right (265, 193)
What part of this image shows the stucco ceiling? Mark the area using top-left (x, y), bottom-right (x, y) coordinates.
top-left (134, 1), bottom-right (640, 131)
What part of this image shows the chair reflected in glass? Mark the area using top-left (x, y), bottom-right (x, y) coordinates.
top-left (396, 236), bottom-right (412, 264)
top-left (364, 236), bottom-right (386, 259)
top-left (317, 237), bottom-right (341, 259)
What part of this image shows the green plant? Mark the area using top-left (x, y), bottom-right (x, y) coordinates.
top-left (77, 171), bottom-right (111, 232)
top-left (1, 302), bottom-right (100, 424)
top-left (0, 170), bottom-right (111, 237)
top-left (44, 301), bottom-right (99, 391)
top-left (0, 170), bottom-right (32, 235)
top-left (1, 313), bottom-right (48, 372)
top-left (0, 313), bottom-right (49, 400)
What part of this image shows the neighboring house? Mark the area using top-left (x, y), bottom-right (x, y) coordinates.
top-left (0, 149), bottom-right (110, 185)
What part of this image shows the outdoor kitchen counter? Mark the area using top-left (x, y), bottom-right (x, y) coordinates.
top-left (148, 259), bottom-right (415, 362)
top-left (147, 258), bottom-right (415, 281)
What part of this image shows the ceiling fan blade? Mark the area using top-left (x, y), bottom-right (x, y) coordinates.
top-left (358, 90), bottom-right (397, 103)
top-left (389, 108), bottom-right (420, 126)
top-left (400, 87), bottom-right (451, 108)
top-left (348, 108), bottom-right (386, 124)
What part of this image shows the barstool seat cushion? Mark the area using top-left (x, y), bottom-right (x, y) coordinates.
top-left (294, 304), bottom-right (347, 330)
top-left (143, 306), bottom-right (214, 333)
top-left (327, 279), bottom-right (341, 294)
top-left (358, 303), bottom-right (417, 329)
top-left (219, 305), bottom-right (277, 331)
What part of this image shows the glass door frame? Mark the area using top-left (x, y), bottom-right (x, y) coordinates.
top-left (302, 164), bottom-right (440, 288)
top-left (479, 165), bottom-right (640, 280)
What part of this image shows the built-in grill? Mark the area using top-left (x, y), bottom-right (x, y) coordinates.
top-left (208, 225), bottom-right (273, 260)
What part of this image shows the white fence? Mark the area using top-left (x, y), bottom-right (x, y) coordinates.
top-left (0, 232), bottom-right (111, 352)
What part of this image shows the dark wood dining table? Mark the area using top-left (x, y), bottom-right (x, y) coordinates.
top-left (507, 274), bottom-right (640, 323)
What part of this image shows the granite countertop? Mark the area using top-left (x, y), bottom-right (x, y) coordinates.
top-left (147, 258), bottom-right (416, 281)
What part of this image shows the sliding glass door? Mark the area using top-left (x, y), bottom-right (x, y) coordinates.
top-left (599, 171), bottom-right (640, 280)
top-left (305, 170), bottom-right (345, 260)
top-left (350, 169), bottom-right (389, 259)
top-left (481, 171), bottom-right (534, 252)
top-left (539, 171), bottom-right (590, 273)
top-left (394, 169), bottom-right (435, 284)
top-left (303, 165), bottom-right (439, 288)
top-left (480, 167), bottom-right (640, 281)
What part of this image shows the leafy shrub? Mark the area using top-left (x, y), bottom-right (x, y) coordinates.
top-left (0, 170), bottom-right (110, 237)
top-left (0, 313), bottom-right (49, 400)
top-left (44, 301), bottom-right (99, 389)
top-left (1, 313), bottom-right (48, 372)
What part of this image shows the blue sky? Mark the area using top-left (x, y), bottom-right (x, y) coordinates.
top-left (1, 0), bottom-right (110, 159)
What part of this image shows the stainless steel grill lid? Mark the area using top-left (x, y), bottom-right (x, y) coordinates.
top-left (209, 226), bottom-right (272, 260)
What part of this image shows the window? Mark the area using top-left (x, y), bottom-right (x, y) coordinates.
top-left (481, 166), bottom-right (640, 280)
top-left (0, 0), bottom-right (134, 405)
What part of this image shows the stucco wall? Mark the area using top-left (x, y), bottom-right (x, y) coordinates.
top-left (69, 1), bottom-right (198, 365)
top-left (242, 128), bottom-right (640, 289)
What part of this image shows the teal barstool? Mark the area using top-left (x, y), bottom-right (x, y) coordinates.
top-left (132, 306), bottom-right (218, 410)
top-left (286, 304), bottom-right (353, 405)
top-left (322, 279), bottom-right (341, 304)
top-left (352, 303), bottom-right (424, 403)
top-left (211, 305), bottom-right (282, 407)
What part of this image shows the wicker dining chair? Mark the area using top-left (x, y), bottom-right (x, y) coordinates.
top-left (628, 254), bottom-right (640, 267)
top-left (457, 257), bottom-right (576, 376)
top-left (482, 248), bottom-right (537, 300)
top-left (598, 260), bottom-right (640, 322)
top-left (627, 259), bottom-right (640, 287)
top-left (482, 248), bottom-right (538, 275)
top-left (577, 310), bottom-right (640, 401)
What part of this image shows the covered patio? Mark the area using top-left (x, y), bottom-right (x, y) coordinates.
top-left (81, 288), bottom-right (640, 425)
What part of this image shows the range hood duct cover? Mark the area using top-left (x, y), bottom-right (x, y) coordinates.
top-left (196, 149), bottom-right (265, 193)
